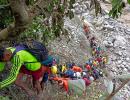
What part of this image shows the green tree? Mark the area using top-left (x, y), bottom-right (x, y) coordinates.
top-left (91, 0), bottom-right (130, 18)
top-left (0, 0), bottom-right (75, 42)
top-left (0, 0), bottom-right (130, 42)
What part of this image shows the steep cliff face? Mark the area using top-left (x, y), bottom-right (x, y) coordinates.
top-left (49, 16), bottom-right (91, 65)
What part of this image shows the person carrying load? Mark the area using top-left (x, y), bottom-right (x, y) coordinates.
top-left (71, 65), bottom-right (83, 73)
top-left (0, 40), bottom-right (54, 98)
top-left (51, 76), bottom-right (91, 96)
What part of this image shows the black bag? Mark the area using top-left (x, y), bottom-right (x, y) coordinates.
top-left (12, 40), bottom-right (48, 62)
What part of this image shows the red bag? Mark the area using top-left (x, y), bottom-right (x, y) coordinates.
top-left (83, 78), bottom-right (91, 86)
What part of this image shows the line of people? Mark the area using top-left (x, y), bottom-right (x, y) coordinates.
top-left (45, 22), bottom-right (109, 96)
top-left (47, 39), bottom-right (108, 96)
top-left (0, 22), bottom-right (109, 99)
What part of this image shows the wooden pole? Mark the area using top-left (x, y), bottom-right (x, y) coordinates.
top-left (105, 78), bottom-right (130, 100)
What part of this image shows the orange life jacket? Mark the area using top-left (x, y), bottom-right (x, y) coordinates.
top-left (51, 77), bottom-right (69, 92)
top-left (72, 66), bottom-right (82, 72)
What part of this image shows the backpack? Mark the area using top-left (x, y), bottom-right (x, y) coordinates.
top-left (64, 69), bottom-right (74, 78)
top-left (12, 40), bottom-right (48, 63)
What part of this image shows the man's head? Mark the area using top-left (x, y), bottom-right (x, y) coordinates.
top-left (0, 49), bottom-right (12, 72)
top-left (0, 49), bottom-right (12, 62)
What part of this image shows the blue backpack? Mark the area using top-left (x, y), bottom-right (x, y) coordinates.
top-left (12, 40), bottom-right (48, 63)
top-left (64, 69), bottom-right (74, 78)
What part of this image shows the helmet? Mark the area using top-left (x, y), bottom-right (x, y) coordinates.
top-left (0, 62), bottom-right (5, 72)
top-left (51, 65), bottom-right (58, 74)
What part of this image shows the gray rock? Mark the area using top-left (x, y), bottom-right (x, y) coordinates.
top-left (120, 64), bottom-right (125, 69)
top-left (73, 3), bottom-right (79, 7)
top-left (111, 55), bottom-right (117, 61)
top-left (104, 15), bottom-right (110, 19)
top-left (103, 40), bottom-right (113, 48)
top-left (124, 68), bottom-right (128, 72)
top-left (119, 46), bottom-right (126, 50)
top-left (114, 36), bottom-right (126, 47)
top-left (103, 24), bottom-right (114, 31)
top-left (117, 60), bottom-right (122, 64)
top-left (125, 29), bottom-right (130, 35)
top-left (122, 62), bottom-right (127, 66)
top-left (126, 57), bottom-right (130, 62)
top-left (113, 96), bottom-right (123, 100)
top-left (115, 51), bottom-right (122, 56)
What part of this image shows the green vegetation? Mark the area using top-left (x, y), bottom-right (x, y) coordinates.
top-left (0, 0), bottom-right (130, 42)
top-left (109, 0), bottom-right (130, 18)
top-left (0, 0), bottom-right (76, 43)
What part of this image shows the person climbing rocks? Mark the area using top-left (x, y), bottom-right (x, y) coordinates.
top-left (92, 47), bottom-right (96, 56)
top-left (82, 71), bottom-right (90, 79)
top-left (71, 65), bottom-right (83, 73)
top-left (96, 46), bottom-right (101, 54)
top-left (83, 22), bottom-right (90, 34)
top-left (96, 55), bottom-right (102, 67)
top-left (58, 64), bottom-right (67, 73)
top-left (51, 76), bottom-right (91, 96)
top-left (73, 72), bottom-right (82, 79)
top-left (92, 69), bottom-right (100, 80)
top-left (63, 68), bottom-right (75, 78)
top-left (85, 63), bottom-right (91, 71)
top-left (86, 58), bottom-right (93, 66)
top-left (90, 37), bottom-right (96, 48)
top-left (102, 56), bottom-right (107, 68)
top-left (50, 77), bottom-right (69, 92)
top-left (92, 59), bottom-right (99, 67)
top-left (41, 64), bottom-right (58, 87)
top-left (0, 41), bottom-right (54, 98)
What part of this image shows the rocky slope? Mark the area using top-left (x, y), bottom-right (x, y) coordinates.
top-left (49, 0), bottom-right (130, 99)
top-left (0, 0), bottom-right (130, 100)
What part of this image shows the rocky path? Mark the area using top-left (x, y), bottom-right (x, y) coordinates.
top-left (49, 0), bottom-right (130, 99)
top-left (69, 0), bottom-right (130, 99)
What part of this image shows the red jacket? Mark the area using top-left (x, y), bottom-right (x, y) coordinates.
top-left (85, 64), bottom-right (91, 70)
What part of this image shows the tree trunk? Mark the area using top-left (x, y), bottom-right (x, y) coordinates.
top-left (0, 0), bottom-right (52, 41)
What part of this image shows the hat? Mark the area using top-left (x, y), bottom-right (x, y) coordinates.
top-left (41, 55), bottom-right (54, 66)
